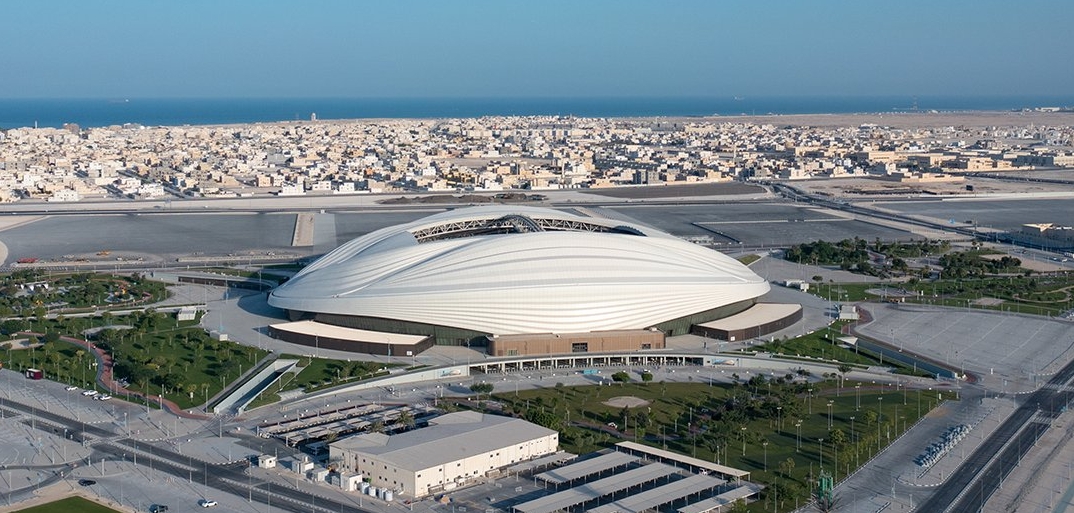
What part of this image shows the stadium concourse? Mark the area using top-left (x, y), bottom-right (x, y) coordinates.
top-left (268, 206), bottom-right (799, 357)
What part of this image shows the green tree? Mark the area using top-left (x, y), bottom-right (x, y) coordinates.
top-left (398, 410), bottom-right (416, 430)
top-left (726, 498), bottom-right (748, 513)
top-left (864, 410), bottom-right (879, 425)
top-left (1, 319), bottom-right (27, 335)
top-left (830, 428), bottom-right (849, 448)
top-left (469, 382), bottom-right (494, 398)
top-left (633, 411), bottom-right (651, 428)
top-left (778, 457), bottom-right (796, 478)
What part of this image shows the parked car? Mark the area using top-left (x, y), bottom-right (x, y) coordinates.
top-left (65, 385), bottom-right (78, 391)
top-left (150, 505), bottom-right (169, 513)
top-left (78, 479), bottom-right (96, 486)
top-left (198, 499), bottom-right (218, 508)
top-left (82, 390), bottom-right (98, 396)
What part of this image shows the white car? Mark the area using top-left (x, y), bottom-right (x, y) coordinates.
top-left (82, 390), bottom-right (98, 397)
top-left (65, 386), bottom-right (78, 391)
top-left (95, 394), bottom-right (111, 401)
top-left (198, 499), bottom-right (218, 508)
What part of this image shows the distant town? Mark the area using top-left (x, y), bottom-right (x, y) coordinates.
top-left (1, 112), bottom-right (1073, 204)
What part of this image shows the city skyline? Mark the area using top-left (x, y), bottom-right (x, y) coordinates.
top-left (4, 0), bottom-right (1073, 99)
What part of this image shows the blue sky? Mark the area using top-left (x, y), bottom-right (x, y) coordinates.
top-left (3, 0), bottom-right (1072, 98)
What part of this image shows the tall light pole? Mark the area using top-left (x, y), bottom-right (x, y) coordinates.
top-left (808, 388), bottom-right (814, 414)
top-left (777, 406), bottom-right (783, 432)
top-left (762, 441), bottom-right (768, 472)
top-left (795, 420), bottom-right (802, 452)
top-left (741, 426), bottom-right (747, 456)
top-left (855, 383), bottom-right (861, 411)
top-left (877, 396), bottom-right (884, 451)
top-left (827, 400), bottom-right (834, 430)
top-left (819, 438), bottom-right (825, 470)
top-left (850, 414), bottom-right (859, 470)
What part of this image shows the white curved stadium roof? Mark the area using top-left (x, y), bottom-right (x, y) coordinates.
top-left (268, 206), bottom-right (769, 335)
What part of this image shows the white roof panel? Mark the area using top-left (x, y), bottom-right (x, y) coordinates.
top-left (536, 452), bottom-right (639, 484)
top-left (587, 474), bottom-right (724, 513)
top-left (515, 463), bottom-right (677, 513)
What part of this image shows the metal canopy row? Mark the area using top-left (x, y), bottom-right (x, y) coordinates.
top-left (587, 474), bottom-right (725, 513)
top-left (676, 484), bottom-right (764, 513)
top-left (511, 452), bottom-right (578, 475)
top-left (536, 452), bottom-right (639, 485)
top-left (616, 441), bottom-right (750, 480)
top-left (516, 463), bottom-right (676, 513)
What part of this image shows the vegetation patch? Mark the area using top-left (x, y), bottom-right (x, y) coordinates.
top-left (14, 496), bottom-right (122, 513)
top-left (737, 254), bottom-right (761, 266)
top-left (485, 377), bottom-right (937, 512)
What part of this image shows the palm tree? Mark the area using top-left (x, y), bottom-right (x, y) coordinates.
top-left (398, 410), bottom-right (416, 430)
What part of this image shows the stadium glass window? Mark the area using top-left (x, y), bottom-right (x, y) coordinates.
top-left (571, 342), bottom-right (588, 353)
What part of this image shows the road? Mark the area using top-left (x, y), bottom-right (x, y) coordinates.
top-left (919, 355), bottom-right (1074, 512)
top-left (0, 396), bottom-right (371, 513)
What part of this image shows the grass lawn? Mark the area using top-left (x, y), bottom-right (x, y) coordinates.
top-left (244, 355), bottom-right (390, 410)
top-left (490, 379), bottom-right (940, 512)
top-left (14, 496), bottom-right (122, 513)
top-left (737, 254), bottom-right (761, 266)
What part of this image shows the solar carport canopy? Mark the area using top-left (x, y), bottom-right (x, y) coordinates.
top-left (677, 484), bottom-right (762, 513)
top-left (536, 452), bottom-right (639, 485)
top-left (616, 442), bottom-right (750, 480)
top-left (515, 463), bottom-right (676, 513)
top-left (587, 474), bottom-right (725, 513)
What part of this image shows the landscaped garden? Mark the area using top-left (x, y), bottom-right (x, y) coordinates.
top-left (0, 271), bottom-right (391, 410)
top-left (487, 373), bottom-right (942, 511)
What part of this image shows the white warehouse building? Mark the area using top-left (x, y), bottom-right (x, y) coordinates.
top-left (330, 411), bottom-right (558, 498)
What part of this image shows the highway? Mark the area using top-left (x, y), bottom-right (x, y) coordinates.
top-left (0, 396), bottom-right (371, 513)
top-left (918, 355), bottom-right (1074, 512)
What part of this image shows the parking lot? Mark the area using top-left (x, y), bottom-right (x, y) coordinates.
top-left (855, 303), bottom-right (1074, 392)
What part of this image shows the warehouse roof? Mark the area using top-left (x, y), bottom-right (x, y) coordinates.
top-left (330, 411), bottom-right (557, 472)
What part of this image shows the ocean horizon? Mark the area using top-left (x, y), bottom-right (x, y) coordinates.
top-left (1, 95), bottom-right (1072, 129)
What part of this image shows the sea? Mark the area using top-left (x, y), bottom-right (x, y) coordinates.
top-left (1, 96), bottom-right (1072, 129)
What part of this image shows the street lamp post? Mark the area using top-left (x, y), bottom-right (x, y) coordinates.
top-left (762, 441), bottom-right (768, 472)
top-left (795, 420), bottom-right (802, 452)
top-left (850, 415), bottom-right (857, 470)
top-left (777, 406), bottom-right (783, 432)
top-left (877, 396), bottom-right (884, 451)
top-left (819, 438), bottom-right (825, 470)
top-left (808, 388), bottom-right (814, 414)
top-left (855, 383), bottom-right (861, 411)
top-left (741, 426), bottom-right (747, 456)
top-left (827, 400), bottom-right (834, 430)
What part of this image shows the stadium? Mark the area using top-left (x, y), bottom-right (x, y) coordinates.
top-left (267, 206), bottom-right (797, 356)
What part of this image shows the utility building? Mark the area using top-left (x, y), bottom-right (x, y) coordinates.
top-left (330, 411), bottom-right (558, 498)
